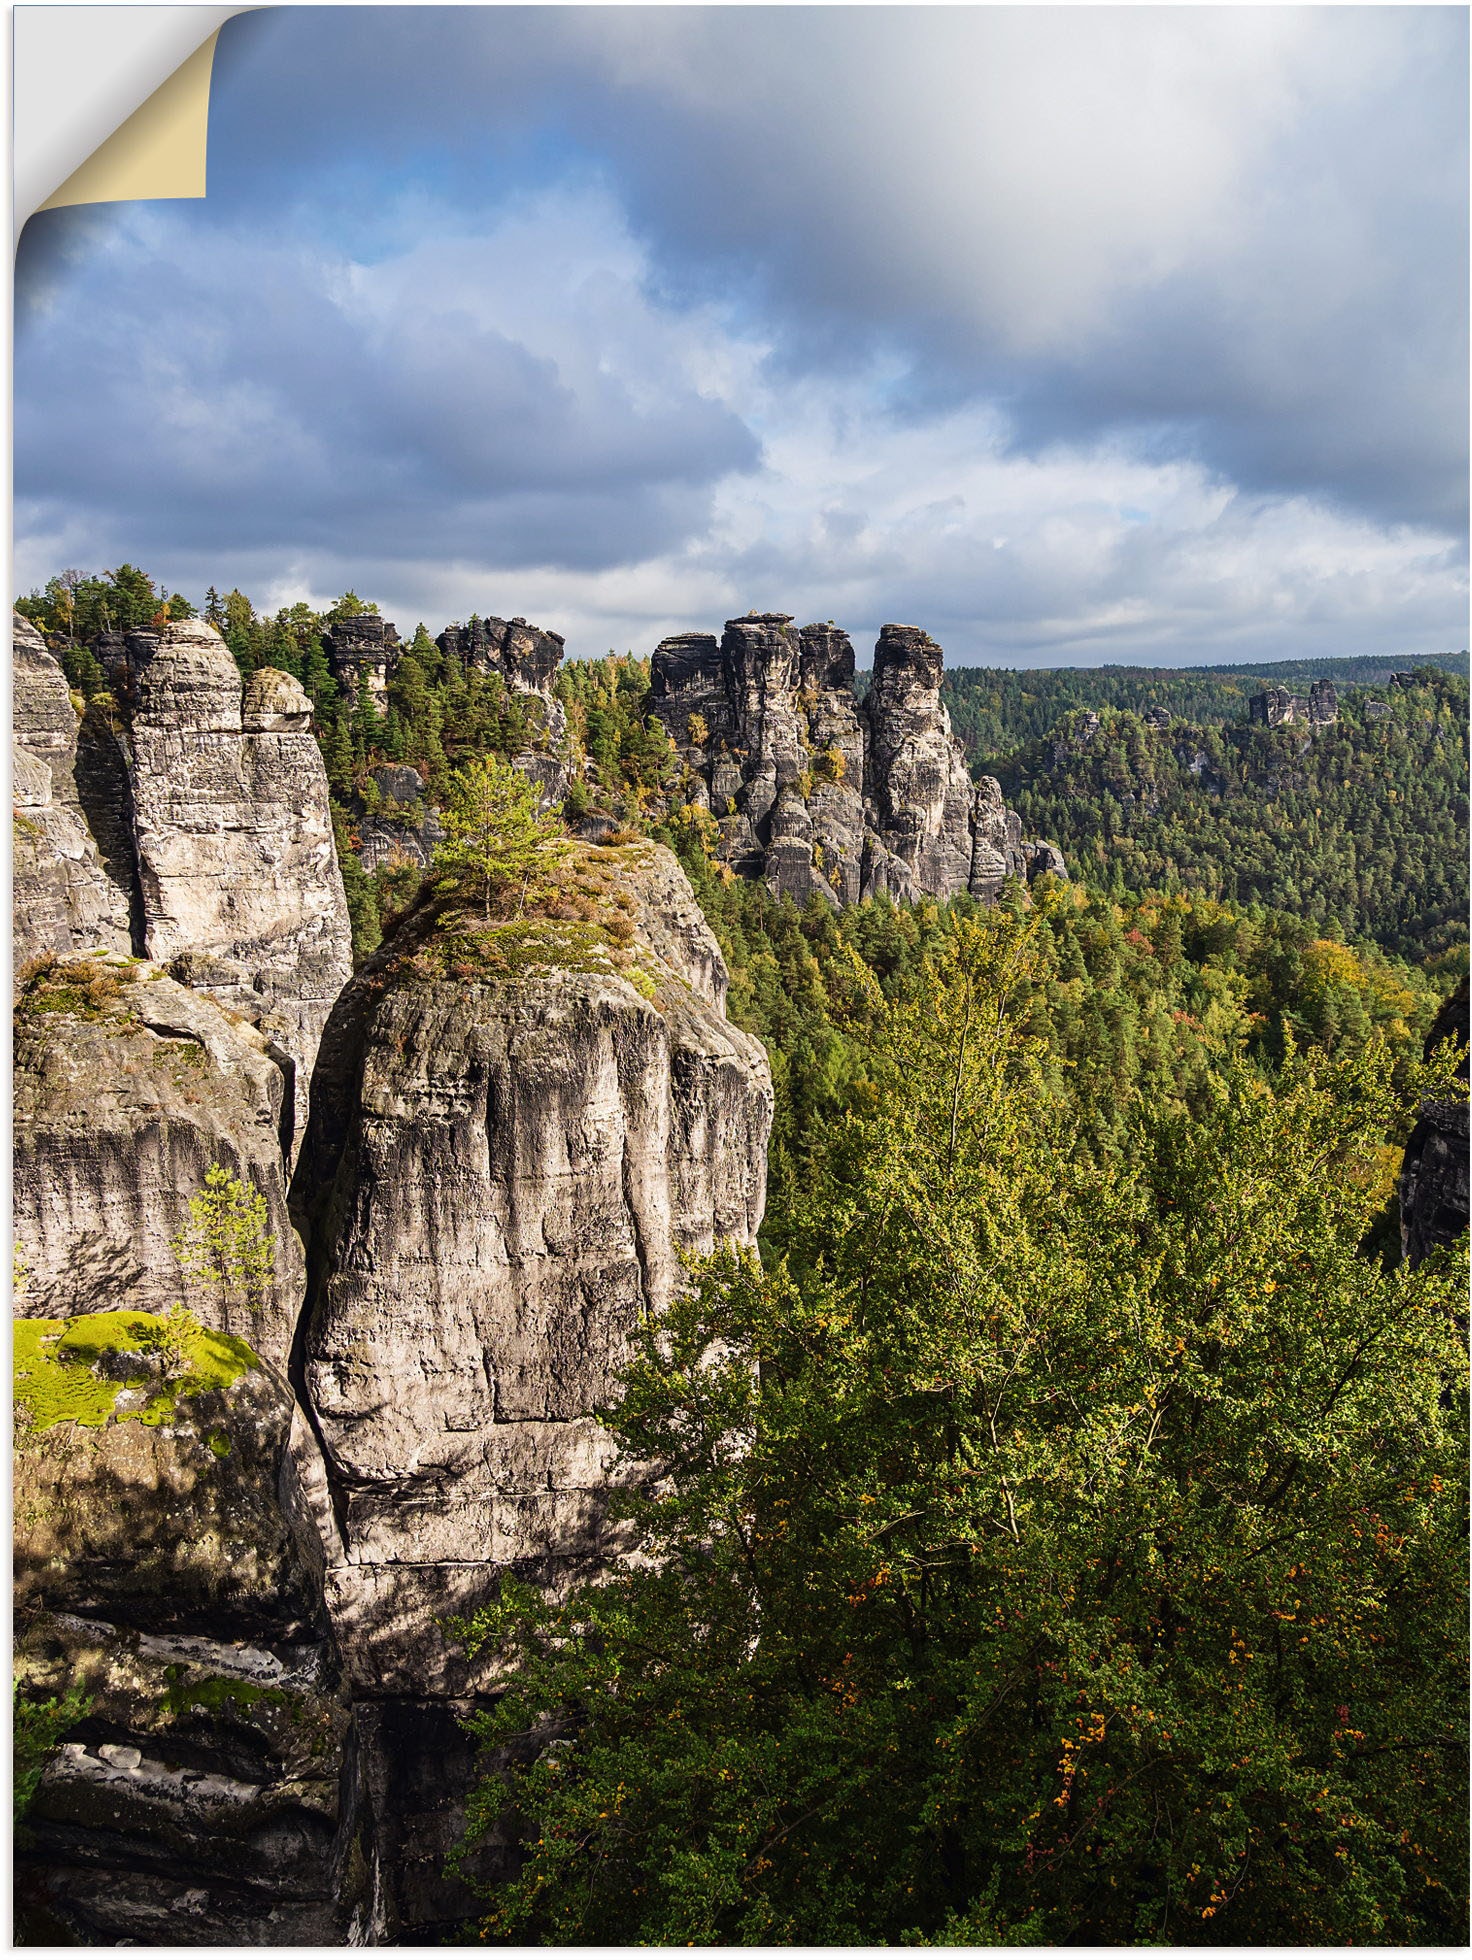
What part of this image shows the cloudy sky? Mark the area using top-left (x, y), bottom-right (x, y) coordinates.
top-left (14, 4), bottom-right (1469, 667)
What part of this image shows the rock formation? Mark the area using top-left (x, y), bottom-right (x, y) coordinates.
top-left (13, 952), bottom-right (364, 1943)
top-left (15, 812), bottom-right (771, 1940)
top-left (12, 615), bottom-right (354, 1152)
top-left (436, 612), bottom-right (566, 704)
top-left (1400, 977), bottom-right (1469, 1269)
top-left (277, 845), bottom-right (770, 1934)
top-left (12, 613), bottom-right (137, 970)
top-left (650, 612), bottom-right (1065, 905)
top-left (124, 625), bottom-right (353, 1142)
top-left (1249, 679), bottom-right (1338, 728)
top-left (322, 614), bottom-right (399, 708)
top-left (13, 955), bottom-right (304, 1370)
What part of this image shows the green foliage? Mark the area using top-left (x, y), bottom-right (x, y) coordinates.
top-left (14, 1680), bottom-right (91, 1825)
top-left (556, 654), bottom-right (680, 814)
top-left (326, 590), bottom-right (379, 622)
top-left (332, 803), bottom-right (383, 963)
top-left (959, 676), bottom-right (1470, 959)
top-left (456, 922), bottom-right (1467, 1945)
top-left (943, 652), bottom-right (1469, 763)
top-left (170, 1162), bottom-right (276, 1318)
top-left (12, 1312), bottom-right (259, 1430)
top-left (431, 755), bottom-right (571, 917)
top-left (654, 841), bottom-right (1450, 1228)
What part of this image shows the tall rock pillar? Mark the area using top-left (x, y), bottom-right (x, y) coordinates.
top-left (122, 620), bottom-right (354, 1147)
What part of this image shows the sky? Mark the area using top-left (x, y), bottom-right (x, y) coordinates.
top-left (13, 4), bottom-right (1470, 669)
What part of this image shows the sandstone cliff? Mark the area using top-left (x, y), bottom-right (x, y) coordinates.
top-left (12, 613), bottom-right (136, 970)
top-left (124, 626), bottom-right (353, 1142)
top-left (13, 955), bottom-right (304, 1370)
top-left (650, 611), bottom-right (1065, 905)
top-left (290, 841), bottom-right (771, 1674)
top-left (12, 615), bottom-right (354, 1151)
top-left (15, 831), bottom-right (772, 1943)
top-left (13, 956), bottom-right (364, 1943)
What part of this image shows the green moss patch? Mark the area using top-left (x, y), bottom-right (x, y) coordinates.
top-left (408, 915), bottom-right (624, 984)
top-left (161, 1670), bottom-right (290, 1719)
top-left (14, 1313), bottom-right (260, 1432)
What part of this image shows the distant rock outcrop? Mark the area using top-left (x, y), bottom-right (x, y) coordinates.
top-left (650, 612), bottom-right (1065, 904)
top-left (322, 613), bottom-right (399, 708)
top-left (1249, 679), bottom-right (1338, 728)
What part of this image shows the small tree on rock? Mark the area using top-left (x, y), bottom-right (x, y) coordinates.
top-left (432, 755), bottom-right (570, 918)
top-left (170, 1162), bottom-right (275, 1321)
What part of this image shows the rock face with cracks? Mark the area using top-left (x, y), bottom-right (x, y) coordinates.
top-left (12, 614), bottom-right (354, 1154)
top-left (122, 623), bottom-right (353, 1148)
top-left (650, 611), bottom-right (1065, 905)
top-left (13, 957), bottom-right (304, 1370)
top-left (12, 612), bottom-right (137, 971)
top-left (15, 603), bottom-right (772, 1943)
top-left (291, 843), bottom-right (772, 1706)
top-left (13, 961), bottom-right (362, 1944)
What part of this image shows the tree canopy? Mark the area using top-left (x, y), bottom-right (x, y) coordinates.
top-left (456, 918), bottom-right (1468, 1945)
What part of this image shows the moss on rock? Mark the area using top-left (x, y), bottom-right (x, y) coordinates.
top-left (14, 1312), bottom-right (259, 1432)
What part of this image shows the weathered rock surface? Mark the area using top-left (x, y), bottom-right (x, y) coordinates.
top-left (14, 1395), bottom-right (363, 1945)
top-left (1400, 977), bottom-right (1469, 1268)
top-left (280, 843), bottom-right (771, 1936)
top-left (121, 625), bottom-right (353, 1146)
top-left (12, 951), bottom-right (362, 1944)
top-left (12, 613), bottom-right (137, 971)
top-left (13, 957), bottom-right (304, 1370)
top-left (1249, 679), bottom-right (1338, 727)
top-left (322, 614), bottom-right (399, 708)
top-left (650, 612), bottom-right (1065, 904)
top-left (292, 843), bottom-right (771, 1694)
top-left (14, 614), bottom-right (354, 1152)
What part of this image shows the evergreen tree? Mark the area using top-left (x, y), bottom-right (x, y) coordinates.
top-left (431, 756), bottom-right (570, 917)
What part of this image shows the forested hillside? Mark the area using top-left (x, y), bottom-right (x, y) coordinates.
top-left (13, 568), bottom-right (1469, 1945)
top-left (942, 649), bottom-right (1469, 765)
top-left (986, 674), bottom-right (1468, 959)
top-left (18, 567), bottom-right (1468, 969)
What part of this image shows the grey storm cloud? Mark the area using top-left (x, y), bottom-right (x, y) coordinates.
top-left (12, 6), bottom-right (1466, 662)
top-left (15, 202), bottom-right (758, 572)
top-left (191, 5), bottom-right (1467, 532)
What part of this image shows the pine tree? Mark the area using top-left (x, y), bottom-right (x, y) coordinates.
top-left (431, 755), bottom-right (570, 917)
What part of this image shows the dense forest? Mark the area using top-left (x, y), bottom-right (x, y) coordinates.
top-left (941, 650), bottom-right (1469, 765)
top-left (456, 930), bottom-right (1466, 1943)
top-left (984, 680), bottom-right (1469, 960)
top-left (15, 565), bottom-right (1469, 1943)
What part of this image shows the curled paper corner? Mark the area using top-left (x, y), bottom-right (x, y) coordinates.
top-left (37, 27), bottom-right (223, 214)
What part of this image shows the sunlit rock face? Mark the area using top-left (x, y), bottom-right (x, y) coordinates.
top-left (14, 614), bottom-right (354, 1154)
top-left (13, 960), bottom-right (361, 1947)
top-left (12, 612), bottom-right (136, 971)
top-left (291, 843), bottom-right (772, 1705)
top-left (13, 959), bottom-right (304, 1370)
top-left (651, 611), bottom-right (1067, 905)
top-left (119, 623), bottom-right (354, 1151)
